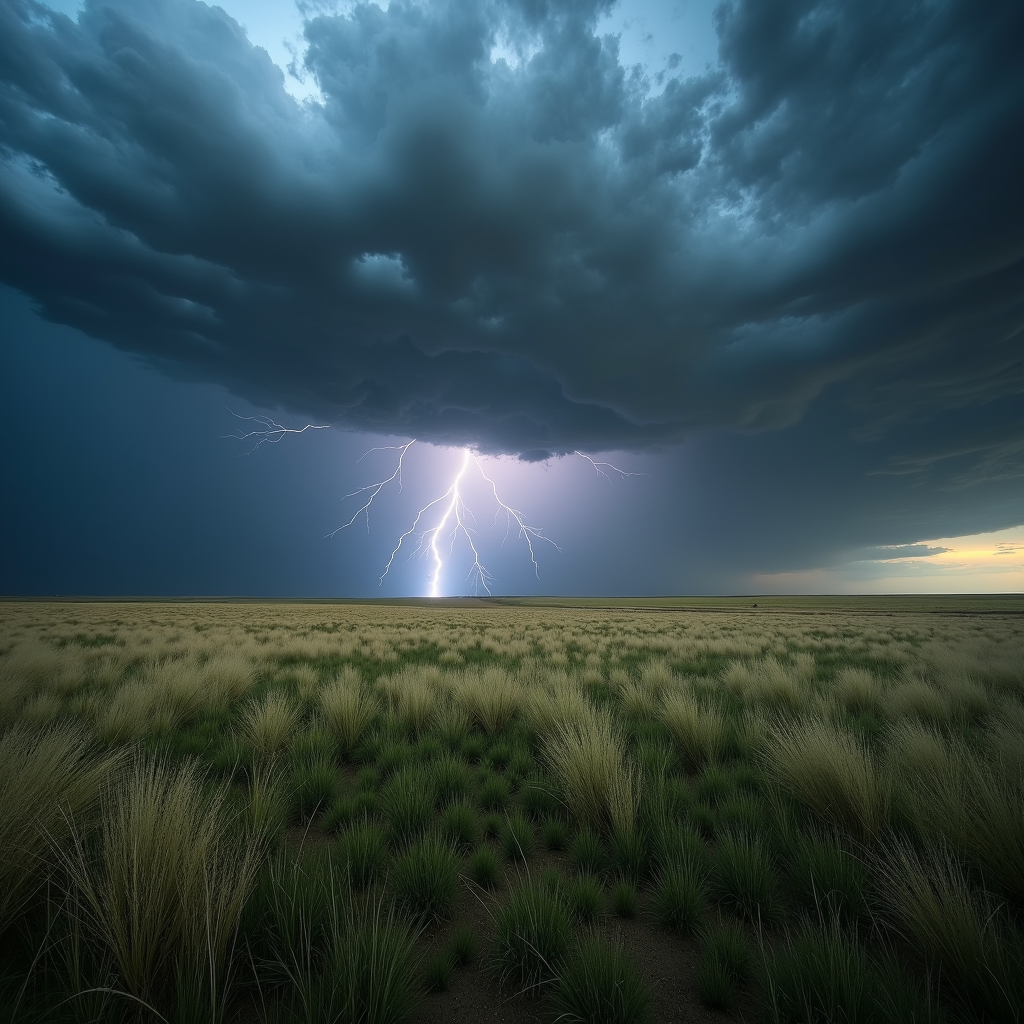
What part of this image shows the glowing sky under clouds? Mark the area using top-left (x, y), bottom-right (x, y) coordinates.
top-left (1, 0), bottom-right (1021, 596)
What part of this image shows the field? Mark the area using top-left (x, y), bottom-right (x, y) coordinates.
top-left (1, 597), bottom-right (1022, 1023)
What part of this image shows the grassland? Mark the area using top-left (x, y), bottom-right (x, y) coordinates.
top-left (0, 598), bottom-right (1021, 1023)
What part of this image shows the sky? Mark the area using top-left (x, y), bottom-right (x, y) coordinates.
top-left (1, 0), bottom-right (1022, 598)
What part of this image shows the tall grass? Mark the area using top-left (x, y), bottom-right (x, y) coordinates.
top-left (455, 668), bottom-right (520, 735)
top-left (265, 854), bottom-right (420, 1024)
top-left (491, 879), bottom-right (572, 995)
top-left (542, 704), bottom-right (639, 835)
top-left (888, 722), bottom-right (1024, 896)
top-left (62, 757), bottom-right (266, 1019)
top-left (320, 671), bottom-right (377, 754)
top-left (874, 841), bottom-right (1022, 1022)
top-left (548, 935), bottom-right (651, 1024)
top-left (723, 656), bottom-right (807, 712)
top-left (760, 717), bottom-right (890, 842)
top-left (0, 725), bottom-right (117, 935)
top-left (662, 690), bottom-right (729, 768)
top-left (238, 692), bottom-right (298, 759)
top-left (834, 667), bottom-right (877, 714)
top-left (378, 666), bottom-right (439, 735)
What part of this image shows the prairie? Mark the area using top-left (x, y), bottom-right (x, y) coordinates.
top-left (0, 597), bottom-right (1022, 1023)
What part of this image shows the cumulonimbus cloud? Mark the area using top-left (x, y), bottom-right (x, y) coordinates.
top-left (1, 0), bottom-right (1022, 462)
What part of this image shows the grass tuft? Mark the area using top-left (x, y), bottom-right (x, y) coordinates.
top-left (548, 934), bottom-right (651, 1024)
top-left (760, 717), bottom-right (890, 842)
top-left (652, 863), bottom-right (707, 934)
top-left (0, 724), bottom-right (117, 935)
top-left (491, 879), bottom-right (572, 996)
top-left (391, 835), bottom-right (460, 923)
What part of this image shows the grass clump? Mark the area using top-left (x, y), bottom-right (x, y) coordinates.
top-left (697, 918), bottom-right (751, 1007)
top-left (611, 881), bottom-right (638, 918)
top-left (501, 811), bottom-right (536, 861)
top-left (548, 935), bottom-right (651, 1024)
top-left (652, 864), bottom-right (707, 934)
top-left (430, 754), bottom-right (473, 806)
top-left (237, 691), bottom-right (299, 760)
top-left (491, 879), bottom-right (572, 996)
top-left (336, 821), bottom-right (390, 888)
top-left (888, 723), bottom-right (1024, 898)
top-left (267, 867), bottom-right (421, 1024)
top-left (568, 827), bottom-right (607, 876)
top-left (542, 704), bottom-right (639, 836)
top-left (565, 873), bottom-right (605, 923)
top-left (289, 759), bottom-right (341, 820)
top-left (439, 800), bottom-right (481, 852)
top-left (380, 768), bottom-right (436, 845)
top-left (663, 691), bottom-right (729, 768)
top-left (469, 847), bottom-right (502, 889)
top-left (63, 756), bottom-right (265, 1019)
top-left (541, 817), bottom-right (569, 851)
top-left (0, 724), bottom-right (117, 935)
top-left (760, 920), bottom-right (879, 1024)
top-left (319, 671), bottom-right (377, 754)
top-left (422, 950), bottom-right (454, 993)
top-left (456, 668), bottom-right (520, 735)
top-left (448, 924), bottom-right (477, 966)
top-left (390, 835), bottom-right (460, 923)
top-left (760, 717), bottom-right (890, 842)
top-left (713, 830), bottom-right (781, 923)
top-left (477, 772), bottom-right (511, 810)
top-left (875, 841), bottom-right (1023, 1021)
top-left (785, 829), bottom-right (867, 924)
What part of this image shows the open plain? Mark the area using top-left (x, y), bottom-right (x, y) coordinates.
top-left (1, 597), bottom-right (1022, 1023)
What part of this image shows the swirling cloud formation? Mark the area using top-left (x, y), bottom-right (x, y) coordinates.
top-left (1, 0), bottom-right (1022, 466)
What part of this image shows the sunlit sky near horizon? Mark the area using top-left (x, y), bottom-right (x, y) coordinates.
top-left (1, 0), bottom-right (1022, 597)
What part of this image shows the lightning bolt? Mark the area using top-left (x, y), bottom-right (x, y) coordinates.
top-left (226, 412), bottom-right (642, 597)
top-left (224, 409), bottom-right (329, 454)
top-left (573, 451), bottom-right (648, 483)
top-left (335, 443), bottom-right (559, 596)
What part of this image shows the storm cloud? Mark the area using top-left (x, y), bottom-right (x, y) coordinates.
top-left (1, 0), bottom-right (1022, 478)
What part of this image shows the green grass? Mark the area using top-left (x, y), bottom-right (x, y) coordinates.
top-left (422, 950), bottom-right (454, 993)
top-left (381, 768), bottom-right (436, 845)
top-left (501, 811), bottom-right (536, 861)
top-left (390, 836), bottom-right (460, 923)
top-left (336, 821), bottom-right (390, 888)
top-left (713, 830), bottom-right (781, 923)
top-left (541, 817), bottom-right (569, 851)
top-left (0, 724), bottom-right (118, 935)
top-left (491, 879), bottom-right (572, 996)
top-left (438, 800), bottom-right (481, 852)
top-left (760, 717), bottom-right (891, 842)
top-left (62, 756), bottom-right (265, 1018)
top-left (652, 863), bottom-right (708, 934)
top-left (448, 924), bottom-right (477, 966)
top-left (568, 827), bottom-right (607, 875)
top-left (611, 881), bottom-right (638, 918)
top-left (4, 599), bottom-right (1023, 1024)
top-left (548, 935), bottom-right (651, 1024)
top-left (565, 873), bottom-right (605, 923)
top-left (468, 846), bottom-right (502, 889)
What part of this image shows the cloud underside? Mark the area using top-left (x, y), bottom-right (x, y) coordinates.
top-left (0, 0), bottom-right (1022, 478)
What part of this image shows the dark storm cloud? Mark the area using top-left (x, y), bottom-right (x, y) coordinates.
top-left (1, 0), bottom-right (1022, 484)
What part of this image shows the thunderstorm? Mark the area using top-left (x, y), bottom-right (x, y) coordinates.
top-left (227, 413), bottom-right (641, 597)
top-left (331, 441), bottom-right (559, 597)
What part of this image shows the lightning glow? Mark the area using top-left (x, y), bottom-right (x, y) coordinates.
top-left (226, 411), bottom-right (643, 597)
top-left (336, 443), bottom-right (559, 596)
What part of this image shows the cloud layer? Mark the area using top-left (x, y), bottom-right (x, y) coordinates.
top-left (1, 0), bottom-right (1022, 474)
